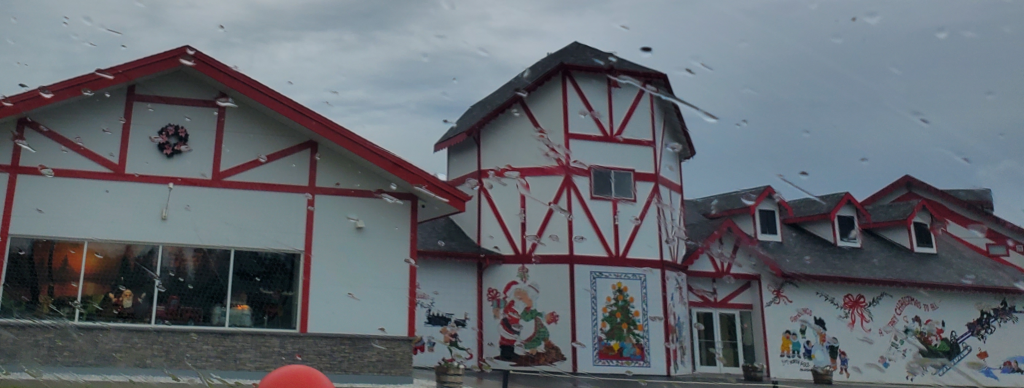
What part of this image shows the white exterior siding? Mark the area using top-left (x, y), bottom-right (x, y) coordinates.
top-left (413, 258), bottom-right (479, 367)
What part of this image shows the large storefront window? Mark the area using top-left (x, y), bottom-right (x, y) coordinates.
top-left (228, 251), bottom-right (300, 329)
top-left (0, 237), bottom-right (300, 330)
top-left (79, 243), bottom-right (159, 324)
top-left (156, 246), bottom-right (231, 327)
top-left (0, 239), bottom-right (84, 320)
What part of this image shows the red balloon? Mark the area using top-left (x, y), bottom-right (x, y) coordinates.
top-left (259, 365), bottom-right (333, 388)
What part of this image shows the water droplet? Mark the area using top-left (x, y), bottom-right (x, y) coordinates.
top-left (803, 256), bottom-right (813, 264)
top-left (1014, 280), bottom-right (1024, 291)
top-left (968, 224), bottom-right (988, 237)
top-left (183, 115), bottom-right (191, 122)
top-left (257, 154), bottom-right (268, 163)
top-left (639, 46), bottom-right (652, 57)
top-left (38, 165), bottom-right (54, 177)
top-left (215, 97), bottom-right (237, 108)
top-left (118, 285), bottom-right (126, 291)
top-left (0, 96), bottom-right (12, 106)
top-left (723, 275), bottom-right (735, 284)
top-left (35, 208), bottom-right (44, 213)
top-left (94, 69), bottom-right (114, 79)
top-left (802, 130), bottom-right (811, 138)
top-left (694, 322), bottom-right (705, 330)
top-left (860, 157), bottom-right (869, 165)
top-left (437, 240), bottom-right (446, 247)
top-left (14, 139), bottom-right (36, 153)
top-left (81, 88), bottom-right (94, 96)
top-left (74, 136), bottom-right (83, 146)
top-left (630, 216), bottom-right (641, 225)
top-left (740, 193), bottom-right (758, 206)
top-left (101, 127), bottom-right (112, 134)
top-left (624, 370), bottom-right (634, 376)
top-left (404, 258), bottom-right (417, 267)
top-left (307, 206), bottom-right (315, 211)
top-left (38, 87), bottom-right (54, 99)
top-left (863, 12), bottom-right (882, 25)
top-left (94, 252), bottom-right (104, 258)
top-left (798, 171), bottom-right (809, 179)
top-left (573, 235), bottom-right (586, 243)
top-left (665, 142), bottom-right (684, 153)
top-left (184, 205), bottom-right (190, 211)
top-left (178, 55), bottom-right (196, 66)
top-left (377, 327), bottom-right (386, 333)
top-left (476, 47), bottom-right (490, 57)
top-left (571, 341), bottom-right (586, 349)
top-left (514, 89), bottom-right (529, 98)
top-left (346, 292), bottom-right (360, 301)
top-left (831, 34), bottom-right (843, 44)
top-left (118, 117), bottom-right (126, 124)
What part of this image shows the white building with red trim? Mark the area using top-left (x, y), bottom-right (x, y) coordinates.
top-left (3, 42), bottom-right (1024, 386)
top-left (414, 42), bottom-right (1024, 387)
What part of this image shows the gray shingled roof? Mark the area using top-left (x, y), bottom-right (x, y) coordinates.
top-left (758, 222), bottom-right (1023, 289)
top-left (684, 199), bottom-right (728, 245)
top-left (786, 192), bottom-right (848, 219)
top-left (417, 217), bottom-right (498, 256)
top-left (943, 189), bottom-right (994, 212)
top-left (435, 42), bottom-right (685, 150)
top-left (864, 200), bottom-right (920, 224)
top-left (688, 186), bottom-right (770, 217)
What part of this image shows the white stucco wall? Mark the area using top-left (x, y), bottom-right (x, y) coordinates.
top-left (802, 219), bottom-right (835, 245)
top-left (761, 278), bottom-right (1024, 386)
top-left (413, 258), bottom-right (479, 367)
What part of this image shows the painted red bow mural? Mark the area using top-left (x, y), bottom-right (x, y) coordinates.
top-left (817, 291), bottom-right (892, 332)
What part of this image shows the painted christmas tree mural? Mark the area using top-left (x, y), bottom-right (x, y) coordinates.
top-left (591, 271), bottom-right (649, 367)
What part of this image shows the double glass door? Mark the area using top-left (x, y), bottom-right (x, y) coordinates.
top-left (692, 309), bottom-right (743, 374)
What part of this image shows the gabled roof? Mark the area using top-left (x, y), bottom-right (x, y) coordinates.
top-left (863, 200), bottom-right (920, 225)
top-left (417, 217), bottom-right (499, 258)
top-left (683, 200), bottom-right (1024, 293)
top-left (943, 189), bottom-right (994, 212)
top-left (0, 45), bottom-right (469, 211)
top-left (784, 192), bottom-right (869, 224)
top-left (863, 175), bottom-right (1024, 238)
top-left (688, 185), bottom-right (793, 219)
top-left (433, 41), bottom-right (695, 158)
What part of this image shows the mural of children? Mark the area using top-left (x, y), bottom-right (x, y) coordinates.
top-left (439, 325), bottom-right (473, 361)
top-left (839, 350), bottom-right (850, 378)
top-left (827, 337), bottom-right (841, 369)
top-left (803, 340), bottom-right (813, 360)
top-left (791, 335), bottom-right (802, 359)
top-left (781, 330), bottom-right (793, 358)
top-left (621, 335), bottom-right (638, 359)
top-left (799, 323), bottom-right (808, 340)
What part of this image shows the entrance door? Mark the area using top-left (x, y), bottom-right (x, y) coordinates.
top-left (692, 309), bottom-right (743, 374)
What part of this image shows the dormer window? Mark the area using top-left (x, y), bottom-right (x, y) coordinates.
top-left (757, 209), bottom-right (780, 241)
top-left (912, 221), bottom-right (935, 251)
top-left (591, 167), bottom-right (635, 201)
top-left (837, 215), bottom-right (858, 243)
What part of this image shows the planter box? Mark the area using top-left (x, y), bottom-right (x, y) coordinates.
top-left (742, 365), bottom-right (765, 382)
top-left (435, 365), bottom-right (464, 388)
top-left (811, 369), bottom-right (834, 385)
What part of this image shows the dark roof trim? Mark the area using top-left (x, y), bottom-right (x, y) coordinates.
top-left (0, 45), bottom-right (470, 209)
top-left (417, 250), bottom-right (503, 260)
top-left (863, 175), bottom-right (1024, 238)
top-left (783, 193), bottom-right (870, 224)
top-left (862, 201), bottom-right (937, 229)
top-left (789, 274), bottom-right (1024, 295)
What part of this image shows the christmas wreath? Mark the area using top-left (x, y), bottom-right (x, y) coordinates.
top-left (155, 124), bottom-right (190, 158)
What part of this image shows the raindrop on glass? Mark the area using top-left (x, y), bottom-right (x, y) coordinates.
top-left (548, 234), bottom-right (560, 242)
top-left (74, 136), bottom-right (83, 146)
top-left (101, 127), bottom-right (111, 134)
top-left (257, 154), bottom-right (268, 163)
top-left (38, 165), bottom-right (55, 177)
top-left (860, 157), bottom-right (869, 165)
top-left (514, 89), bottom-right (529, 98)
top-left (118, 285), bottom-right (127, 291)
top-left (1, 96), bottom-right (12, 106)
top-left (694, 322), bottom-right (705, 331)
top-left (630, 216), bottom-right (641, 225)
top-left (94, 252), bottom-right (104, 258)
top-left (831, 34), bottom-right (843, 44)
top-left (215, 97), bottom-right (237, 108)
top-left (390, 183), bottom-right (398, 190)
top-left (81, 88), bottom-right (95, 96)
top-left (723, 275), bottom-right (735, 284)
top-left (178, 55), bottom-right (196, 66)
top-left (967, 224), bottom-right (988, 237)
top-left (798, 171), bottom-right (809, 179)
top-left (404, 258), bottom-right (417, 267)
top-left (437, 240), bottom-right (446, 247)
top-left (94, 69), bottom-right (114, 79)
top-left (639, 46), bottom-right (652, 58)
top-left (624, 370), bottom-right (634, 376)
top-left (14, 139), bottom-right (36, 153)
top-left (665, 142), bottom-right (684, 153)
top-left (863, 12), bottom-right (882, 25)
top-left (571, 341), bottom-right (586, 349)
top-left (187, 284), bottom-right (194, 289)
top-left (573, 235), bottom-right (586, 243)
top-left (38, 87), bottom-right (54, 99)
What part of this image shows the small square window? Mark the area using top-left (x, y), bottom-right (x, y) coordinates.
top-left (988, 244), bottom-right (1009, 256)
top-left (758, 209), bottom-right (778, 236)
top-left (913, 222), bottom-right (934, 249)
top-left (837, 215), bottom-right (858, 243)
top-left (591, 168), bottom-right (634, 200)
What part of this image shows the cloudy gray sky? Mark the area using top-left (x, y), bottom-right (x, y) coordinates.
top-left (2, 0), bottom-right (1022, 225)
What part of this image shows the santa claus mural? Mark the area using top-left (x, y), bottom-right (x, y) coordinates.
top-left (487, 265), bottom-right (565, 367)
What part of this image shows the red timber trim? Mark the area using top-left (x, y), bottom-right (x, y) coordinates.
top-left (217, 140), bottom-right (316, 180)
top-left (757, 281), bottom-right (771, 379)
top-left (566, 72), bottom-right (609, 136)
top-left (480, 187), bottom-right (521, 256)
top-left (720, 281), bottom-right (752, 304)
top-left (612, 201), bottom-right (620, 255)
top-left (680, 219), bottom-right (786, 277)
top-left (22, 120), bottom-right (120, 172)
top-left (211, 107), bottom-right (227, 176)
top-left (449, 166), bottom-right (680, 194)
top-left (0, 45), bottom-right (468, 210)
top-left (607, 77), bottom-right (614, 133)
top-left (863, 175), bottom-right (1024, 239)
top-left (660, 264), bottom-right (672, 376)
top-left (299, 143), bottom-right (319, 333)
top-left (567, 132), bottom-right (654, 147)
top-left (562, 71), bottom-right (574, 258)
top-left (782, 193), bottom-right (870, 224)
top-left (704, 186), bottom-right (794, 219)
top-left (519, 194), bottom-right (526, 254)
top-left (569, 183), bottom-right (614, 256)
top-left (117, 85), bottom-right (136, 172)
top-left (408, 198), bottom-right (419, 337)
top-left (475, 134), bottom-right (482, 245)
top-left (685, 271), bottom-right (760, 281)
top-left (525, 176), bottom-right (571, 256)
top-left (132, 94), bottom-right (220, 108)
top-left (615, 88), bottom-right (646, 137)
top-left (689, 302), bottom-right (754, 309)
top-left (476, 261), bottom-right (484, 368)
top-left (0, 122), bottom-right (25, 282)
top-left (498, 254), bottom-right (664, 268)
top-left (568, 262), bottom-right (579, 373)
